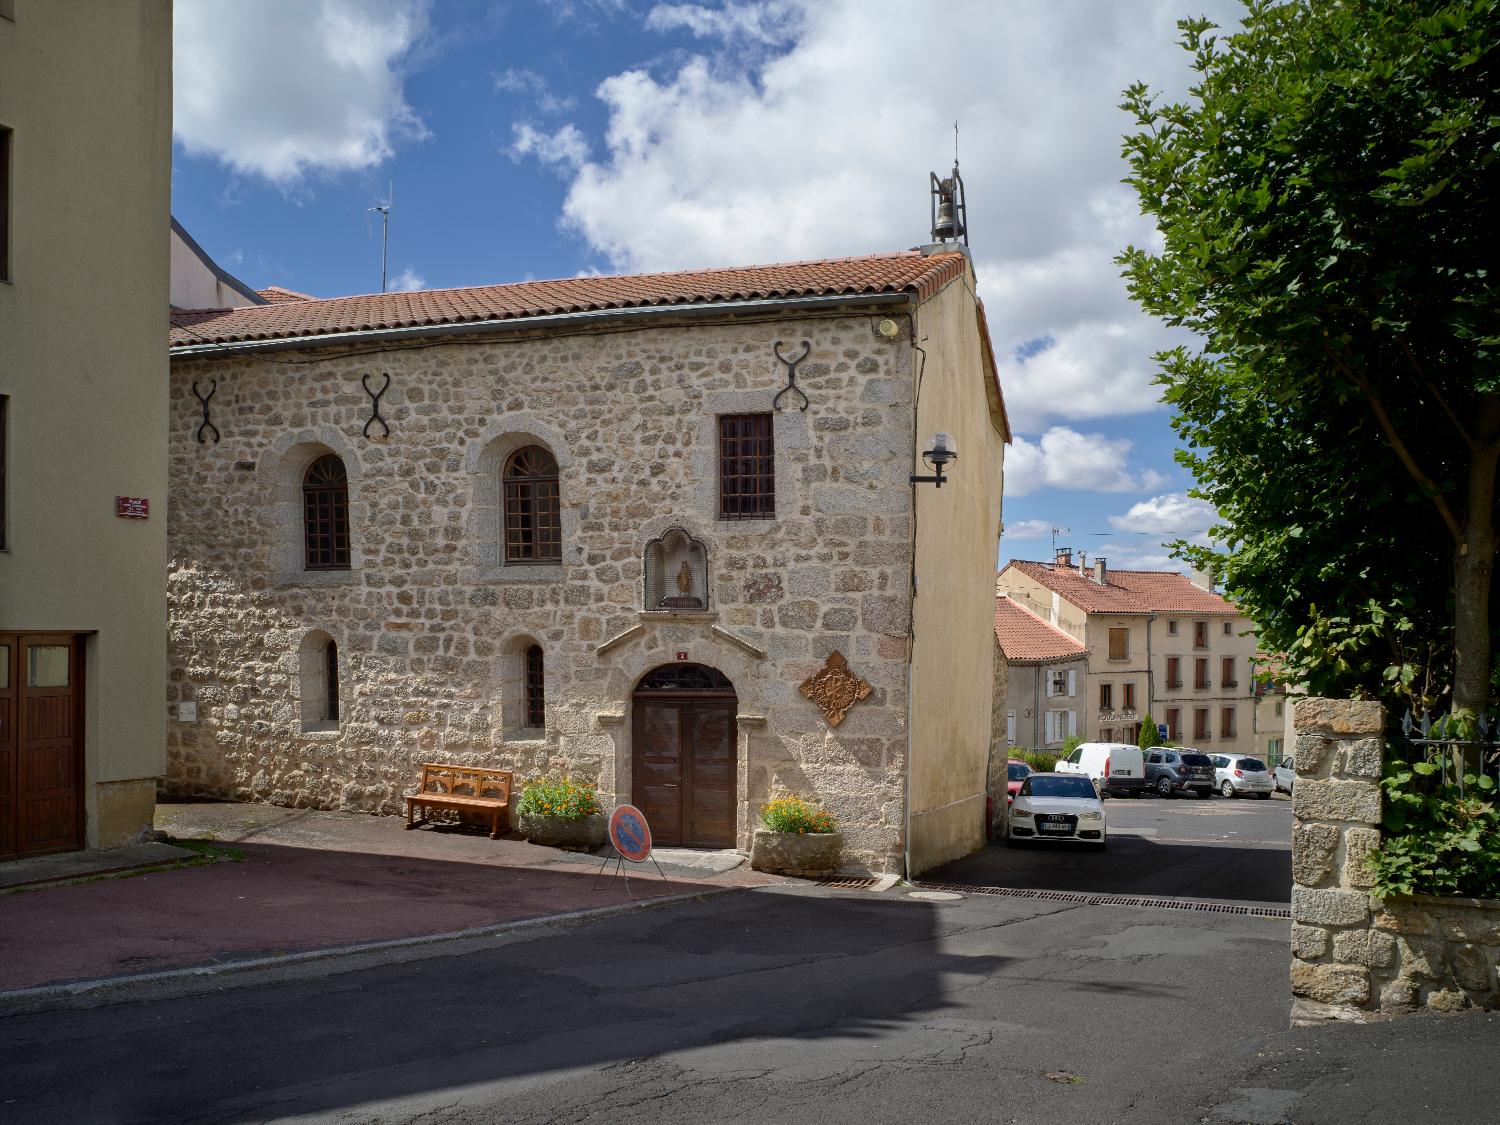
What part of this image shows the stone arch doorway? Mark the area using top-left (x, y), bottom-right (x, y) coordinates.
top-left (631, 664), bottom-right (737, 848)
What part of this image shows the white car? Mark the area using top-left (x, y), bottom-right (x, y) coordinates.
top-left (1053, 741), bottom-right (1147, 798)
top-left (1209, 753), bottom-right (1274, 799)
top-left (1273, 755), bottom-right (1295, 795)
top-left (1005, 772), bottom-right (1108, 849)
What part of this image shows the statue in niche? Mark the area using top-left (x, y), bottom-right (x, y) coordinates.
top-left (677, 561), bottom-right (694, 597)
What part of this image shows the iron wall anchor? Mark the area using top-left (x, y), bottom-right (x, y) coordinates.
top-left (772, 340), bottom-right (811, 412)
top-left (192, 379), bottom-right (220, 444)
top-left (362, 372), bottom-right (391, 438)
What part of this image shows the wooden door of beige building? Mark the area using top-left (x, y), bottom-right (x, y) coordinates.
top-left (0, 634), bottom-right (84, 859)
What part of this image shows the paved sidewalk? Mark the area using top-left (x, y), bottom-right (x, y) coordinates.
top-left (0, 801), bottom-right (782, 994)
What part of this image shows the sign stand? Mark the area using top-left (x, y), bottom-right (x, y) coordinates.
top-left (595, 804), bottom-right (671, 897)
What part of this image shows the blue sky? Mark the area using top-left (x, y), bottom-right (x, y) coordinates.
top-left (172, 0), bottom-right (1247, 572)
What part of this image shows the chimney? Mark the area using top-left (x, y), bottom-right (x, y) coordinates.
top-left (1094, 557), bottom-right (1108, 585)
top-left (1055, 548), bottom-right (1072, 568)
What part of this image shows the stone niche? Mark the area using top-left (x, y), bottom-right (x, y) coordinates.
top-left (643, 528), bottom-right (709, 611)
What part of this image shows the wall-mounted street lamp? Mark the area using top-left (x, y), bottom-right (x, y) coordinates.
top-left (910, 432), bottom-right (958, 488)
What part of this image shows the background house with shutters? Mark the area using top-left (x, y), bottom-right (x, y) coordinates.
top-left (163, 246), bottom-right (1009, 876)
top-left (993, 594), bottom-right (1086, 750)
top-left (0, 2), bottom-right (171, 860)
top-left (996, 551), bottom-right (1260, 755)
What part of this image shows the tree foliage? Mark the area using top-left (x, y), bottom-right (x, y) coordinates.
top-left (1119, 0), bottom-right (1500, 712)
top-left (1138, 713), bottom-right (1162, 750)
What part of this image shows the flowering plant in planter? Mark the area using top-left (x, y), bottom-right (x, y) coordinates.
top-left (516, 779), bottom-right (607, 851)
top-left (517, 778), bottom-right (601, 822)
top-left (752, 795), bottom-right (842, 876)
top-left (760, 796), bottom-right (837, 834)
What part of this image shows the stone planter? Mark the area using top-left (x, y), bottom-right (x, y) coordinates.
top-left (519, 812), bottom-right (607, 852)
top-left (750, 828), bottom-right (843, 877)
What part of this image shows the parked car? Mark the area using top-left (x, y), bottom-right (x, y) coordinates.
top-left (1005, 772), bottom-right (1107, 849)
top-left (1055, 742), bottom-right (1146, 798)
top-left (1143, 748), bottom-right (1216, 798)
top-left (1209, 753), bottom-right (1274, 798)
top-left (1273, 756), bottom-right (1295, 795)
top-left (1005, 760), bottom-right (1031, 805)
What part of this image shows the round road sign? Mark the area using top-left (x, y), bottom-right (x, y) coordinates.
top-left (609, 804), bottom-right (653, 862)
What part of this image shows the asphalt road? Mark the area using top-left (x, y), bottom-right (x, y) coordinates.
top-left (936, 792), bottom-right (1293, 904)
top-left (5, 872), bottom-right (1500, 1125)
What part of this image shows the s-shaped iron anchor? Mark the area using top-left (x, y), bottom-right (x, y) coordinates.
top-left (192, 379), bottom-right (220, 444)
top-left (362, 373), bottom-right (392, 438)
top-left (772, 340), bottom-right (811, 412)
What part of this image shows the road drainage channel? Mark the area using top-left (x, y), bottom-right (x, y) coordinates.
top-left (912, 882), bottom-right (1291, 919)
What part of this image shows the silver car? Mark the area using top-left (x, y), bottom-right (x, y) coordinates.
top-left (1209, 753), bottom-right (1274, 799)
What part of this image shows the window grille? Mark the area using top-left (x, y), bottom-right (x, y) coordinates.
top-left (719, 414), bottom-right (775, 519)
top-left (504, 446), bottom-right (561, 564)
top-left (636, 663), bottom-right (736, 694)
top-left (324, 640), bottom-right (340, 722)
top-left (303, 454), bottom-right (351, 570)
top-left (525, 644), bottom-right (545, 729)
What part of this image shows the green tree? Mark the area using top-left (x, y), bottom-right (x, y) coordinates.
top-left (1138, 713), bottom-right (1162, 750)
top-left (1120, 0), bottom-right (1500, 713)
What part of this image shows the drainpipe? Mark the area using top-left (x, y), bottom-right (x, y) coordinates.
top-left (902, 311), bottom-right (927, 883)
top-left (1147, 612), bottom-right (1156, 740)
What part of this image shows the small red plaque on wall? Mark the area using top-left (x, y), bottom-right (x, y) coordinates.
top-left (116, 496), bottom-right (150, 519)
top-left (676, 651), bottom-right (689, 661)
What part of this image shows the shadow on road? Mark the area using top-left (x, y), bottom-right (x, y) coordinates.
top-left (3, 892), bottom-right (1003, 1124)
top-left (930, 834), bottom-right (1291, 904)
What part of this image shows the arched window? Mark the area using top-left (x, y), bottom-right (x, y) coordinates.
top-left (503, 446), bottom-right (560, 564)
top-left (303, 454), bottom-right (350, 570)
top-left (525, 644), bottom-right (545, 729)
top-left (325, 640), bottom-right (340, 722)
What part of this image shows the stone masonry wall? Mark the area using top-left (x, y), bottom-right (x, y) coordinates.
top-left (1290, 697), bottom-right (1500, 1022)
top-left (165, 310), bottom-right (925, 872)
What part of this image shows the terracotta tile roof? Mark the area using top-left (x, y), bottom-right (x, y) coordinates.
top-left (256, 286), bottom-right (316, 304)
top-left (1000, 560), bottom-right (1241, 616)
top-left (171, 251), bottom-right (968, 350)
top-left (994, 596), bottom-right (1087, 664)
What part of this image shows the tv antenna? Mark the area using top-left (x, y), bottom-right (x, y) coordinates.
top-left (368, 182), bottom-right (393, 293)
top-left (1050, 525), bottom-right (1070, 552)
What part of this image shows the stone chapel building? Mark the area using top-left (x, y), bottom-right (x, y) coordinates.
top-left (164, 247), bottom-right (1009, 875)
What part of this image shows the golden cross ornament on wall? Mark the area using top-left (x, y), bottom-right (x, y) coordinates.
top-left (799, 651), bottom-right (872, 727)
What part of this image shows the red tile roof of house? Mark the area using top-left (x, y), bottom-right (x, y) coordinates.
top-left (171, 251), bottom-right (968, 350)
top-left (256, 286), bottom-right (316, 304)
top-left (994, 596), bottom-right (1088, 664)
top-left (1001, 559), bottom-right (1240, 616)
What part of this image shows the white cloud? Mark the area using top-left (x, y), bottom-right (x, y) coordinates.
top-left (509, 123), bottom-right (591, 174)
top-left (1005, 427), bottom-right (1168, 498)
top-left (1108, 493), bottom-right (1218, 540)
top-left (646, 2), bottom-right (802, 45)
top-left (388, 266), bottom-right (426, 292)
top-left (494, 67), bottom-right (577, 114)
top-left (510, 0), bottom-right (1244, 429)
top-left (1003, 518), bottom-right (1057, 540)
top-left (174, 0), bottom-right (430, 184)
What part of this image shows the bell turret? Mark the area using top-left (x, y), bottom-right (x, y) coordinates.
top-left (929, 158), bottom-right (968, 246)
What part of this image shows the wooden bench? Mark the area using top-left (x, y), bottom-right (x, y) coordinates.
top-left (405, 763), bottom-right (514, 839)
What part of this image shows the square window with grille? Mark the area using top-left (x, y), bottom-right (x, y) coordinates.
top-left (719, 414), bottom-right (774, 519)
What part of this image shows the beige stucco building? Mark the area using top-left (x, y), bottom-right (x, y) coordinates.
top-left (997, 551), bottom-right (1260, 756)
top-left (0, 0), bottom-right (172, 858)
top-left (163, 247), bottom-right (1009, 875)
top-left (993, 594), bottom-right (1086, 751)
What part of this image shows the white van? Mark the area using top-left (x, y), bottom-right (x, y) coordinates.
top-left (1054, 742), bottom-right (1146, 798)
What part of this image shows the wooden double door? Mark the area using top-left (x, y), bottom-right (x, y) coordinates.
top-left (0, 634), bottom-right (84, 860)
top-left (631, 664), bottom-right (737, 848)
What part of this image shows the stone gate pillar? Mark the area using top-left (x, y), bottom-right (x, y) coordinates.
top-left (1289, 697), bottom-right (1386, 1025)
